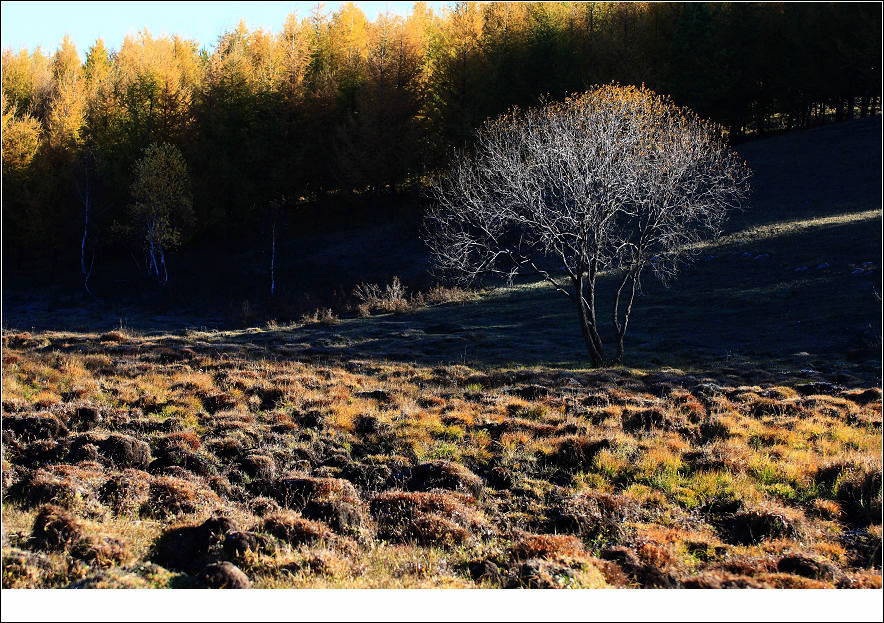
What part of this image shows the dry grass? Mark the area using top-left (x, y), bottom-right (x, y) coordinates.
top-left (1, 330), bottom-right (881, 588)
top-left (351, 277), bottom-right (479, 318)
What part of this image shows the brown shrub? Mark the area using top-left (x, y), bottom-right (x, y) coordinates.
top-left (713, 553), bottom-right (778, 577)
top-left (598, 546), bottom-right (681, 588)
top-left (3, 414), bottom-right (69, 442)
top-left (257, 511), bottom-right (332, 546)
top-left (594, 559), bottom-right (632, 587)
top-left (738, 395), bottom-right (801, 419)
top-left (717, 503), bottom-right (805, 545)
top-left (758, 572), bottom-right (829, 589)
top-left (66, 569), bottom-right (153, 589)
top-left (72, 535), bottom-right (131, 568)
top-left (835, 470), bottom-right (883, 526)
top-left (370, 490), bottom-right (483, 546)
top-left (100, 331), bottom-right (130, 343)
top-left (836, 572), bottom-right (883, 589)
top-left (1, 548), bottom-right (51, 588)
top-left (16, 438), bottom-right (69, 466)
top-left (682, 571), bottom-right (767, 588)
top-left (161, 431), bottom-right (201, 450)
top-left (407, 514), bottom-right (470, 546)
top-left (99, 469), bottom-right (152, 515)
top-left (510, 532), bottom-right (585, 562)
top-left (545, 491), bottom-right (640, 541)
top-left (31, 504), bottom-right (84, 551)
top-left (407, 460), bottom-right (483, 498)
top-left (268, 475), bottom-right (360, 509)
top-left (142, 476), bottom-right (220, 518)
top-left (815, 460), bottom-right (883, 525)
top-left (19, 464), bottom-right (105, 510)
top-left (247, 496), bottom-right (280, 517)
top-left (635, 539), bottom-right (685, 576)
top-left (196, 562), bottom-right (251, 588)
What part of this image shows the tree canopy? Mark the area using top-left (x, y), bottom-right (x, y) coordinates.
top-left (126, 142), bottom-right (193, 282)
top-left (1, 2), bottom-right (880, 276)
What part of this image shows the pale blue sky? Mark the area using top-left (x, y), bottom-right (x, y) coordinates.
top-left (1, 1), bottom-right (452, 58)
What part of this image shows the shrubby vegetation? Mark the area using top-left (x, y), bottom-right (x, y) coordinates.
top-left (1, 331), bottom-right (881, 588)
top-left (352, 277), bottom-right (477, 317)
top-left (2, 2), bottom-right (880, 280)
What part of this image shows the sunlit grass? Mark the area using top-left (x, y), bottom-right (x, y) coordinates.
top-left (1, 330), bottom-right (880, 589)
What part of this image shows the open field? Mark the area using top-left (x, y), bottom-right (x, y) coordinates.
top-left (1, 334), bottom-right (881, 588)
top-left (1, 118), bottom-right (882, 589)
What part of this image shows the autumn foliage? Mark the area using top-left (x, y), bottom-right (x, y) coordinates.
top-left (1, 2), bottom-right (880, 277)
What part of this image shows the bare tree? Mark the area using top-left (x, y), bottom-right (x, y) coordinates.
top-left (425, 85), bottom-right (751, 366)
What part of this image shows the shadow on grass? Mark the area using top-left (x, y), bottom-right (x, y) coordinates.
top-left (4, 118), bottom-right (881, 381)
top-left (29, 204), bottom-right (878, 393)
top-left (137, 206), bottom-right (876, 373)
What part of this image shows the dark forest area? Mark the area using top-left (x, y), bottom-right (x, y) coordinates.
top-left (2, 2), bottom-right (881, 323)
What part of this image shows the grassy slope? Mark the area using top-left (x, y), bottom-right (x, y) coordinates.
top-left (13, 117), bottom-right (880, 373)
top-left (1, 118), bottom-right (882, 589)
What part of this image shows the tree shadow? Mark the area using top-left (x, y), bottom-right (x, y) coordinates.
top-left (3, 118), bottom-right (881, 381)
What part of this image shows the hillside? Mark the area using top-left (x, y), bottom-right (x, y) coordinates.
top-left (1, 118), bottom-right (882, 589)
top-left (3, 117), bottom-right (882, 376)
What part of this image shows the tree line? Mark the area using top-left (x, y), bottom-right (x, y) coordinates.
top-left (2, 2), bottom-right (880, 283)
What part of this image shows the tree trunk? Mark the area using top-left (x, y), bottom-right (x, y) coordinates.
top-left (575, 273), bottom-right (605, 367)
top-left (584, 260), bottom-right (606, 356)
top-left (612, 269), bottom-right (640, 365)
top-left (159, 246), bottom-right (168, 283)
top-left (270, 221), bottom-right (276, 296)
top-left (147, 218), bottom-right (161, 281)
top-left (81, 187), bottom-right (91, 294)
top-left (576, 298), bottom-right (605, 367)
